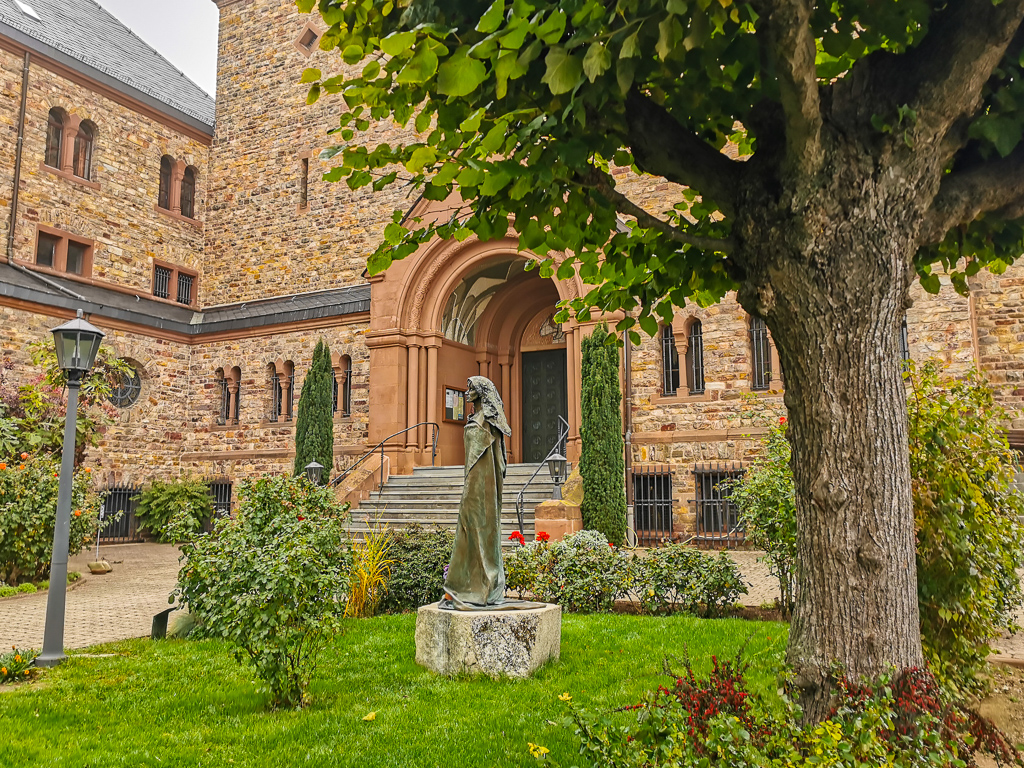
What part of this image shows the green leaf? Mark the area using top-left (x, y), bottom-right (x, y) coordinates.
top-left (616, 58), bottom-right (636, 96)
top-left (541, 46), bottom-right (583, 95)
top-left (620, 31), bottom-right (640, 59)
top-left (667, 0), bottom-right (688, 13)
top-left (397, 42), bottom-right (440, 84)
top-left (657, 16), bottom-right (683, 60)
top-left (437, 52), bottom-right (488, 97)
top-left (537, 9), bottom-right (567, 44)
top-left (342, 45), bottom-right (364, 65)
top-left (300, 68), bottom-right (321, 84)
top-left (477, 0), bottom-right (505, 34)
top-left (405, 146), bottom-right (437, 173)
top-left (381, 31), bottom-right (416, 57)
top-left (920, 273), bottom-right (941, 294)
top-left (583, 42), bottom-right (612, 83)
top-left (460, 108), bottom-right (486, 133)
top-left (306, 84), bottom-right (321, 105)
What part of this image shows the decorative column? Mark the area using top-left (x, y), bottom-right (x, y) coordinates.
top-left (60, 115), bottom-right (82, 174)
top-left (227, 379), bottom-right (240, 423)
top-left (406, 342), bottom-right (420, 449)
top-left (425, 342), bottom-right (439, 433)
top-left (280, 371), bottom-right (292, 421)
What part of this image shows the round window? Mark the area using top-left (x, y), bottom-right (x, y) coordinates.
top-left (108, 366), bottom-right (142, 408)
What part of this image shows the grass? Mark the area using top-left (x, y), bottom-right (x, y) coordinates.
top-left (0, 613), bottom-right (787, 768)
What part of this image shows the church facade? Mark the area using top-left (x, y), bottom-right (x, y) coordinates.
top-left (0, 0), bottom-right (1020, 542)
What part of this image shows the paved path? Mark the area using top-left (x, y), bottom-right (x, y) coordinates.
top-left (0, 543), bottom-right (181, 651)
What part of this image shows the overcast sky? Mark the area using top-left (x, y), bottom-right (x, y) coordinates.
top-left (95, 0), bottom-right (219, 97)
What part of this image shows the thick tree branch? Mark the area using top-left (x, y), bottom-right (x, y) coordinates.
top-left (874, 1), bottom-right (1024, 151)
top-left (765, 0), bottom-right (823, 178)
top-left (919, 146), bottom-right (1024, 245)
top-left (623, 90), bottom-right (744, 216)
top-left (580, 168), bottom-right (736, 253)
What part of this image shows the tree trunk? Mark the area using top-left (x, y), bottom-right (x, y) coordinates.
top-left (737, 165), bottom-right (926, 721)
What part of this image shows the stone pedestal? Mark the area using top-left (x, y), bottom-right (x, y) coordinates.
top-left (415, 602), bottom-right (561, 678)
top-left (534, 499), bottom-right (583, 541)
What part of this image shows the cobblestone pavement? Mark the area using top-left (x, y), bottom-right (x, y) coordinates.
top-left (0, 543), bottom-right (181, 651)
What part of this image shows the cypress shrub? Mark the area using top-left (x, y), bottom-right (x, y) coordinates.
top-left (293, 338), bottom-right (335, 478)
top-left (579, 325), bottom-right (626, 544)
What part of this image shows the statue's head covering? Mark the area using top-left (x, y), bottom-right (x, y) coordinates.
top-left (468, 376), bottom-right (511, 436)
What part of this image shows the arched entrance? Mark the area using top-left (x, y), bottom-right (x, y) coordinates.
top-left (365, 231), bottom-right (584, 472)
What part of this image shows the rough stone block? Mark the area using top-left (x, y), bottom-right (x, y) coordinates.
top-left (534, 500), bottom-right (583, 541)
top-left (415, 603), bottom-right (561, 678)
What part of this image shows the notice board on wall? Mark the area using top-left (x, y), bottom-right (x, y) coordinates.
top-left (445, 386), bottom-right (466, 422)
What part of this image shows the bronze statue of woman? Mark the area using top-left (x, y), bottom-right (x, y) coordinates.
top-left (441, 376), bottom-right (540, 611)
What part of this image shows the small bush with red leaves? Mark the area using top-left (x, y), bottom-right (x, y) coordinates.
top-left (565, 654), bottom-right (1022, 768)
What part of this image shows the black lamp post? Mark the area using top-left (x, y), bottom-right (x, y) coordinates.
top-left (546, 452), bottom-right (567, 500)
top-left (37, 310), bottom-right (104, 667)
top-left (304, 461), bottom-right (324, 486)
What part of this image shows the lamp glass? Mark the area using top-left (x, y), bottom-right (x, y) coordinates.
top-left (305, 461), bottom-right (324, 485)
top-left (51, 312), bottom-right (105, 375)
top-left (546, 453), bottom-right (567, 483)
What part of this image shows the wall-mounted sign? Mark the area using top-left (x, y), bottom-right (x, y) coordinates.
top-left (445, 386), bottom-right (467, 422)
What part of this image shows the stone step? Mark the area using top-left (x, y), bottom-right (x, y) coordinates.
top-left (352, 510), bottom-right (531, 521)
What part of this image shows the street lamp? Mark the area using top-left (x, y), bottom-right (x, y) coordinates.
top-left (304, 461), bottom-right (324, 485)
top-left (38, 310), bottom-right (104, 667)
top-left (546, 452), bottom-right (567, 501)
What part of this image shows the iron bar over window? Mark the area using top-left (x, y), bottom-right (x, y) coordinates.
top-left (662, 325), bottom-right (680, 396)
top-left (694, 463), bottom-right (744, 549)
top-left (686, 320), bottom-right (706, 395)
top-left (270, 371), bottom-right (282, 422)
top-left (153, 265), bottom-right (171, 299)
top-left (632, 466), bottom-right (673, 547)
top-left (177, 272), bottom-right (194, 305)
top-left (750, 316), bottom-right (772, 391)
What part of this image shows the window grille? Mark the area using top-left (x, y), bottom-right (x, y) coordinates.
top-left (180, 166), bottom-right (196, 218)
top-left (332, 370), bottom-right (338, 414)
top-left (632, 466), bottom-right (673, 547)
top-left (218, 376), bottom-right (231, 424)
top-left (72, 123), bottom-right (94, 180)
top-left (154, 265), bottom-right (171, 299)
top-left (287, 370), bottom-right (295, 419)
top-left (177, 272), bottom-right (194, 305)
top-left (45, 109), bottom-right (63, 168)
top-left (686, 321), bottom-right (706, 395)
top-left (204, 481), bottom-right (233, 532)
top-left (694, 463), bottom-right (744, 548)
top-left (899, 316), bottom-right (910, 368)
top-left (750, 316), bottom-right (772, 391)
top-left (270, 372), bottom-right (282, 422)
top-left (662, 325), bottom-right (680, 396)
top-left (299, 157), bottom-right (309, 208)
top-left (108, 366), bottom-right (142, 408)
top-left (158, 156), bottom-right (172, 210)
top-left (98, 484), bottom-right (143, 543)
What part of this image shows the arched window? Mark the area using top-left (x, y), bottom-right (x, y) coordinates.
top-left (268, 364), bottom-right (282, 422)
top-left (45, 108), bottom-right (63, 168)
top-left (334, 355), bottom-right (352, 416)
top-left (72, 121), bottom-right (95, 180)
top-left (685, 320), bottom-right (706, 395)
top-left (661, 325), bottom-right (680, 396)
top-left (217, 367), bottom-right (241, 425)
top-left (180, 166), bottom-right (197, 218)
top-left (750, 315), bottom-right (772, 391)
top-left (158, 155), bottom-right (173, 210)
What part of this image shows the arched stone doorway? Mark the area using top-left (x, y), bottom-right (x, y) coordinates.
top-left (366, 230), bottom-right (584, 472)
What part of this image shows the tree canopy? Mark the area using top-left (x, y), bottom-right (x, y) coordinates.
top-left (299, 0), bottom-right (1024, 334)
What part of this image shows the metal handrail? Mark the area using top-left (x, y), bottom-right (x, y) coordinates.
top-left (329, 421), bottom-right (440, 500)
top-left (514, 415), bottom-right (570, 535)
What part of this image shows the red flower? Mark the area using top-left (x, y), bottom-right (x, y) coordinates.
top-left (536, 531), bottom-right (551, 543)
top-left (608, 542), bottom-right (614, 548)
top-left (779, 416), bottom-right (787, 424)
top-left (508, 531), bottom-right (525, 545)
top-left (297, 516), bottom-right (305, 522)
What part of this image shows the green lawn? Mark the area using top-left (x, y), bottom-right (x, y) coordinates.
top-left (0, 613), bottom-right (787, 768)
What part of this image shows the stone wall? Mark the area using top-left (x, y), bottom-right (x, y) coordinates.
top-left (205, 0), bottom-right (418, 305)
top-left (0, 48), bottom-right (209, 297)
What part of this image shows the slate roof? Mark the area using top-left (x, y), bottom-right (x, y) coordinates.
top-left (0, 263), bottom-right (371, 335)
top-left (0, 0), bottom-right (215, 132)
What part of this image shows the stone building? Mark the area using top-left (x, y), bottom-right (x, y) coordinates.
top-left (0, 0), bottom-right (1015, 543)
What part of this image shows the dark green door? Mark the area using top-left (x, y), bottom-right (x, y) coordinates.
top-left (521, 349), bottom-right (568, 463)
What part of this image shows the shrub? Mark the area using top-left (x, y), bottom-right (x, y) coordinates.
top-left (580, 326), bottom-right (627, 544)
top-left (908, 363), bottom-right (1024, 696)
top-left (631, 545), bottom-right (747, 618)
top-left (565, 654), bottom-right (1018, 768)
top-left (0, 585), bottom-right (15, 598)
top-left (0, 454), bottom-right (99, 585)
top-left (293, 339), bottom-right (334, 478)
top-left (722, 416), bottom-right (797, 614)
top-left (379, 524), bottom-right (454, 613)
top-left (135, 477), bottom-right (215, 542)
top-left (346, 523), bottom-right (394, 618)
top-left (173, 474), bottom-right (352, 708)
top-left (505, 529), bottom-right (631, 612)
top-left (0, 648), bottom-right (38, 683)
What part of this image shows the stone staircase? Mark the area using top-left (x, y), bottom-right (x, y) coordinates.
top-left (347, 463), bottom-right (555, 545)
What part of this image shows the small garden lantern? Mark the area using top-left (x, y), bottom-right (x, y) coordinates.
top-left (38, 309), bottom-right (104, 668)
top-left (546, 452), bottom-right (567, 500)
top-left (51, 309), bottom-right (105, 383)
top-left (304, 461), bottom-right (324, 485)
